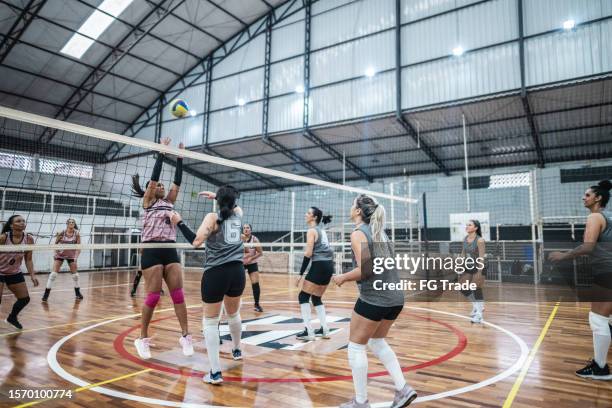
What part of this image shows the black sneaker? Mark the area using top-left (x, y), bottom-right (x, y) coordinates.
top-left (296, 328), bottom-right (314, 341)
top-left (130, 289), bottom-right (136, 297)
top-left (232, 349), bottom-right (243, 360)
top-left (75, 287), bottom-right (84, 300)
top-left (42, 288), bottom-right (51, 302)
top-left (315, 327), bottom-right (330, 339)
top-left (6, 315), bottom-right (23, 330)
top-left (203, 370), bottom-right (223, 385)
top-left (254, 304), bottom-right (263, 313)
top-left (576, 359), bottom-right (612, 380)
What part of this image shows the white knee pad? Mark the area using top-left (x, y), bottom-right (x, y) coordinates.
top-left (228, 311), bottom-right (241, 324)
top-left (204, 316), bottom-right (220, 330)
top-left (71, 273), bottom-right (79, 282)
top-left (48, 272), bottom-right (58, 282)
top-left (368, 338), bottom-right (393, 359)
top-left (589, 311), bottom-right (610, 336)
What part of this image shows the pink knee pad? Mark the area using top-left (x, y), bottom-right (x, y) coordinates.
top-left (144, 292), bottom-right (161, 308)
top-left (170, 288), bottom-right (185, 304)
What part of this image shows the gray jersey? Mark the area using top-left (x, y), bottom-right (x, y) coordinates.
top-left (204, 211), bottom-right (244, 271)
top-left (352, 224), bottom-right (405, 307)
top-left (463, 236), bottom-right (480, 259)
top-left (311, 225), bottom-right (333, 262)
top-left (592, 210), bottom-right (612, 273)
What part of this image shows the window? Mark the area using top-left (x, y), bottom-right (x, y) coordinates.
top-left (560, 166), bottom-right (612, 183)
top-left (0, 152), bottom-right (33, 171)
top-left (488, 172), bottom-right (530, 189)
top-left (39, 159), bottom-right (93, 179)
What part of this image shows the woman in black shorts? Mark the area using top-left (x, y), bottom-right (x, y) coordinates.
top-left (295, 207), bottom-right (334, 341)
top-left (242, 223), bottom-right (263, 312)
top-left (333, 194), bottom-right (416, 408)
top-left (171, 186), bottom-right (244, 385)
top-left (459, 220), bottom-right (486, 323)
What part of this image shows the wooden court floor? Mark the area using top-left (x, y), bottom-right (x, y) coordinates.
top-left (1, 270), bottom-right (611, 407)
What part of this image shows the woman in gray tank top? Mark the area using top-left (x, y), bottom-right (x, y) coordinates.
top-left (295, 207), bottom-right (335, 341)
top-left (170, 185), bottom-right (245, 385)
top-left (549, 180), bottom-right (612, 380)
top-left (459, 220), bottom-right (486, 324)
top-left (332, 194), bottom-right (416, 408)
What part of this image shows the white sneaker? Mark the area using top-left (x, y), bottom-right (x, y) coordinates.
top-left (134, 337), bottom-right (152, 359)
top-left (471, 312), bottom-right (483, 324)
top-left (179, 334), bottom-right (194, 356)
top-left (470, 304), bottom-right (478, 317)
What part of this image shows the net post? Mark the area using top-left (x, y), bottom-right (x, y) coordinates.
top-left (289, 191), bottom-right (296, 275)
top-left (528, 169), bottom-right (538, 284)
top-left (391, 182), bottom-right (396, 241)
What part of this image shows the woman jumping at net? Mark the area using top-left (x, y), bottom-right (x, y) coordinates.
top-left (130, 137), bottom-right (193, 360)
top-left (549, 180), bottom-right (612, 380)
top-left (42, 218), bottom-right (82, 302)
top-left (242, 223), bottom-right (264, 312)
top-left (170, 186), bottom-right (244, 385)
top-left (130, 248), bottom-right (164, 297)
top-left (295, 207), bottom-right (334, 341)
top-left (332, 195), bottom-right (416, 408)
top-left (459, 220), bottom-right (486, 324)
top-left (0, 215), bottom-right (39, 330)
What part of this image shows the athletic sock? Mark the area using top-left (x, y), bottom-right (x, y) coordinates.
top-left (228, 313), bottom-right (242, 350)
top-left (300, 303), bottom-right (313, 335)
top-left (348, 342), bottom-right (368, 404)
top-left (315, 304), bottom-right (328, 332)
top-left (590, 312), bottom-right (611, 368)
top-left (368, 338), bottom-right (406, 391)
top-left (252, 282), bottom-right (260, 305)
top-left (9, 297), bottom-right (30, 320)
top-left (204, 317), bottom-right (221, 373)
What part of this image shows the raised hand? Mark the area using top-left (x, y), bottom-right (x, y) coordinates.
top-left (160, 137), bottom-right (171, 146)
top-left (198, 191), bottom-right (216, 200)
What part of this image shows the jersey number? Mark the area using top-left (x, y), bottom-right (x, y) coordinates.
top-left (224, 221), bottom-right (242, 244)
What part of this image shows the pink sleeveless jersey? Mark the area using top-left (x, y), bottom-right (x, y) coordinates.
top-left (141, 199), bottom-right (176, 242)
top-left (244, 235), bottom-right (259, 265)
top-left (55, 230), bottom-right (78, 259)
top-left (0, 232), bottom-right (30, 275)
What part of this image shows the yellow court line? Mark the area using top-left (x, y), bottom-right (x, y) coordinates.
top-left (12, 368), bottom-right (152, 408)
top-left (502, 301), bottom-right (560, 408)
top-left (1, 288), bottom-right (292, 337)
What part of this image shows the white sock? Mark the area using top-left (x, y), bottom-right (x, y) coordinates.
top-left (46, 272), bottom-right (58, 289)
top-left (477, 301), bottom-right (484, 313)
top-left (71, 273), bottom-right (80, 288)
top-left (368, 338), bottom-right (406, 391)
top-left (348, 342), bottom-right (368, 404)
top-left (315, 304), bottom-right (328, 331)
top-left (204, 317), bottom-right (221, 373)
top-left (589, 312), bottom-right (611, 368)
top-left (300, 302), bottom-right (313, 335)
top-left (228, 312), bottom-right (242, 350)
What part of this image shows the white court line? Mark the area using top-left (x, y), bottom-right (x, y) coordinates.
top-left (47, 300), bottom-right (529, 407)
top-left (1, 282), bottom-right (132, 297)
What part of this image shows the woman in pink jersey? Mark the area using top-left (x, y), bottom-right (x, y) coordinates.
top-left (42, 218), bottom-right (82, 302)
top-left (0, 215), bottom-right (39, 330)
top-left (130, 138), bottom-right (193, 360)
top-left (242, 223), bottom-right (264, 312)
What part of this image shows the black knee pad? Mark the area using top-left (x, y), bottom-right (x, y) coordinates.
top-left (311, 295), bottom-right (322, 306)
top-left (21, 296), bottom-right (31, 305)
top-left (298, 290), bottom-right (311, 304)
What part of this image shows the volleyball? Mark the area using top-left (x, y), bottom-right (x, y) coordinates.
top-left (169, 98), bottom-right (190, 118)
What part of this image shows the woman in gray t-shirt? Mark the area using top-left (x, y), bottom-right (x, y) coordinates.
top-left (332, 194), bottom-right (416, 408)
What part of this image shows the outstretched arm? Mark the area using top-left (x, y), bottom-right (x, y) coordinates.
top-left (166, 142), bottom-right (184, 204)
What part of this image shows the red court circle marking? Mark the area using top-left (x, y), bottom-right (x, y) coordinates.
top-left (113, 312), bottom-right (467, 383)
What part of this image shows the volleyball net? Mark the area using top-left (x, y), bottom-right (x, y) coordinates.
top-left (0, 106), bottom-right (418, 273)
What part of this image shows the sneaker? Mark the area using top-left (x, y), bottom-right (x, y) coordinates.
top-left (42, 288), bottom-right (51, 302)
top-left (130, 289), bottom-right (137, 297)
top-left (469, 304), bottom-right (477, 317)
top-left (203, 370), bottom-right (223, 385)
top-left (75, 288), bottom-right (84, 300)
top-left (576, 359), bottom-right (612, 380)
top-left (232, 349), bottom-right (243, 360)
top-left (296, 328), bottom-right (315, 341)
top-left (391, 384), bottom-right (417, 408)
top-left (5, 315), bottom-right (23, 330)
top-left (254, 304), bottom-right (263, 313)
top-left (471, 312), bottom-right (483, 324)
top-left (315, 327), bottom-right (330, 339)
top-left (134, 337), bottom-right (152, 359)
top-left (179, 334), bottom-right (194, 356)
top-left (339, 398), bottom-right (371, 408)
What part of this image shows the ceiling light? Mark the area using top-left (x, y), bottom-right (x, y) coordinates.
top-left (563, 19), bottom-right (576, 30)
top-left (60, 0), bottom-right (134, 59)
top-left (295, 84), bottom-right (305, 93)
top-left (237, 98), bottom-right (246, 106)
top-left (365, 67), bottom-right (376, 77)
top-left (452, 46), bottom-right (464, 56)
top-left (189, 110), bottom-right (197, 117)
